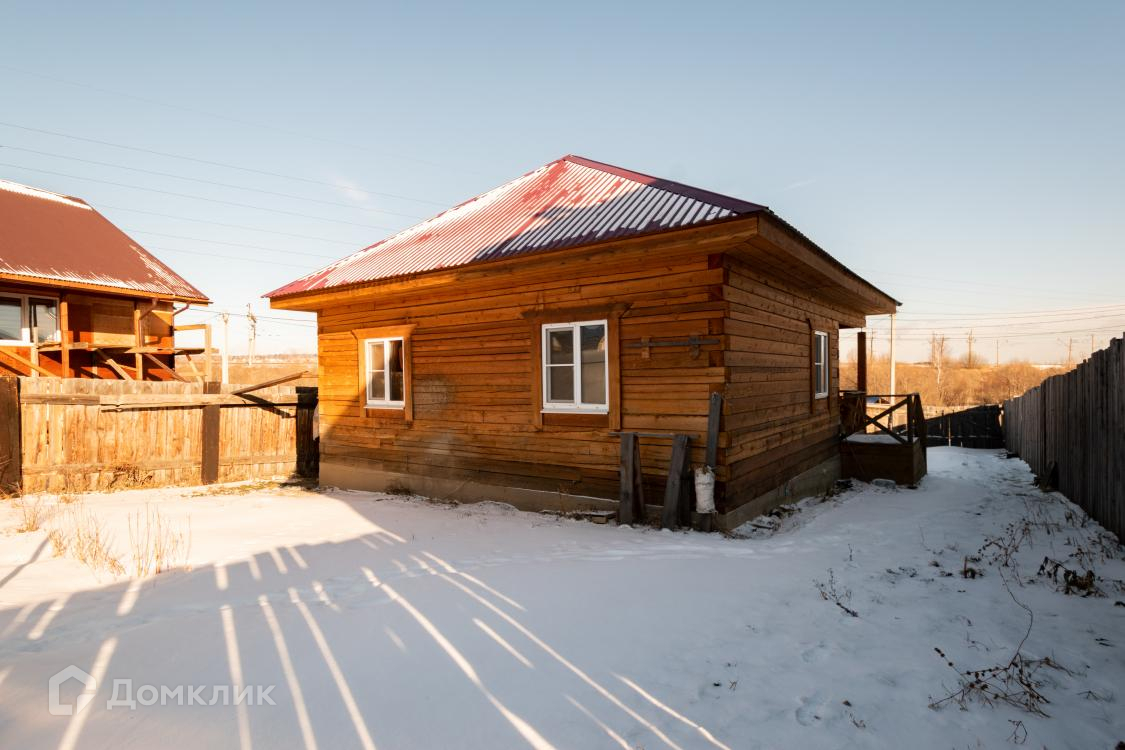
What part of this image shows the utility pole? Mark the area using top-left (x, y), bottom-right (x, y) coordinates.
top-left (1067, 337), bottom-right (1074, 367)
top-left (888, 313), bottom-right (897, 428)
top-left (220, 311), bottom-right (230, 384)
top-left (1091, 333), bottom-right (1095, 358)
top-left (995, 339), bottom-right (1000, 368)
top-left (966, 330), bottom-right (975, 369)
top-left (246, 304), bottom-right (257, 367)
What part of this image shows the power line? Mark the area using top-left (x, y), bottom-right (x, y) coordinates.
top-left (888, 302), bottom-right (1125, 321)
top-left (131, 231), bottom-right (341, 259)
top-left (147, 245), bottom-right (320, 270)
top-left (102, 205), bottom-right (364, 244)
top-left (855, 266), bottom-right (1122, 303)
top-left (0, 145), bottom-right (429, 220)
top-left (0, 74), bottom-right (484, 179)
top-left (0, 160), bottom-right (396, 230)
top-left (0, 120), bottom-right (457, 203)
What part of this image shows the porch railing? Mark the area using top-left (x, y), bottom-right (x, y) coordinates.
top-left (840, 392), bottom-right (926, 444)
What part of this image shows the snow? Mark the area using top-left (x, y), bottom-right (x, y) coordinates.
top-left (1, 448), bottom-right (1123, 749)
top-left (844, 433), bottom-right (910, 444)
top-left (0, 178), bottom-right (91, 209)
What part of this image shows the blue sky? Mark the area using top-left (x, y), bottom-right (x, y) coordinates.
top-left (1, 1), bottom-right (1122, 362)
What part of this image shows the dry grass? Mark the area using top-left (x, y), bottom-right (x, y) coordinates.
top-left (47, 501), bottom-right (125, 577)
top-left (128, 504), bottom-right (190, 577)
top-left (108, 463), bottom-right (154, 490)
top-left (15, 497), bottom-right (50, 533)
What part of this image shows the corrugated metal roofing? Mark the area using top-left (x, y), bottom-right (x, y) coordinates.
top-left (266, 155), bottom-right (767, 298)
top-left (0, 178), bottom-right (209, 302)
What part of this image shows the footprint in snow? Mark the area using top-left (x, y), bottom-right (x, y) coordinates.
top-left (800, 642), bottom-right (829, 663)
top-left (795, 694), bottom-right (825, 726)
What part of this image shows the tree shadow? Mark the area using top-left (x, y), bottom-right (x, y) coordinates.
top-left (0, 490), bottom-right (732, 750)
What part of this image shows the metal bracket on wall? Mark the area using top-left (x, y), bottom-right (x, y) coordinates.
top-left (626, 335), bottom-right (719, 360)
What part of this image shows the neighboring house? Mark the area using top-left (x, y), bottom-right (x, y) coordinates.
top-left (267, 155), bottom-right (899, 528)
top-left (0, 178), bottom-right (210, 380)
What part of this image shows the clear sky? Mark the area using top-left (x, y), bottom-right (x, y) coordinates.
top-left (2, 1), bottom-right (1122, 363)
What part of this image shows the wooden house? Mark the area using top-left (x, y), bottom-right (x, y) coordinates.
top-left (267, 156), bottom-right (902, 529)
top-left (0, 178), bottom-right (211, 380)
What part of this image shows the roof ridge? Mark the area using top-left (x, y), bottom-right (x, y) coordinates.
top-left (0, 177), bottom-right (91, 209)
top-left (266, 155), bottom-right (768, 298)
top-left (559, 155), bottom-right (768, 215)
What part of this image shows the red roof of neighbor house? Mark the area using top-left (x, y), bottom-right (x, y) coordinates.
top-left (0, 178), bottom-right (209, 302)
top-left (265, 155), bottom-right (768, 298)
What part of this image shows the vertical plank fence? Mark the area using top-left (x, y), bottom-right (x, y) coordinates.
top-left (5, 377), bottom-right (318, 494)
top-left (1004, 336), bottom-right (1124, 540)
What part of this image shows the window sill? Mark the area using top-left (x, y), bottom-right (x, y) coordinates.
top-left (365, 404), bottom-right (405, 414)
top-left (814, 393), bottom-right (829, 400)
top-left (542, 411), bottom-right (610, 428)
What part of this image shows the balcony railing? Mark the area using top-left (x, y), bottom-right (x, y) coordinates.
top-left (840, 391), bottom-right (926, 444)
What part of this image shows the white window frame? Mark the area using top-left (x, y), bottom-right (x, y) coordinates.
top-left (364, 336), bottom-right (406, 408)
top-left (0, 293), bottom-right (60, 346)
top-left (541, 319), bottom-right (609, 414)
top-left (813, 330), bottom-right (829, 399)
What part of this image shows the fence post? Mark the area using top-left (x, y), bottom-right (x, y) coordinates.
top-left (200, 382), bottom-right (221, 484)
top-left (0, 377), bottom-right (20, 494)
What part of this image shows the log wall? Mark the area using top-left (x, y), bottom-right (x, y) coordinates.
top-left (721, 253), bottom-right (865, 508)
top-left (314, 237), bottom-right (727, 503)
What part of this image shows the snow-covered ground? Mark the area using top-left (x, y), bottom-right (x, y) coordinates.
top-left (0, 447), bottom-right (1122, 749)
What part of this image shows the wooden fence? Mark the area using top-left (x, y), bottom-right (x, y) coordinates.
top-left (1, 376), bottom-right (318, 494)
top-left (1004, 337), bottom-right (1124, 540)
top-left (925, 404), bottom-right (1004, 448)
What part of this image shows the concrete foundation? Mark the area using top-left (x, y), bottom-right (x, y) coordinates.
top-left (714, 455), bottom-right (842, 531)
top-left (320, 453), bottom-right (841, 532)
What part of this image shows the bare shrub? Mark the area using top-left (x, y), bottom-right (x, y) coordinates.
top-left (930, 586), bottom-right (1070, 717)
top-left (15, 497), bottom-right (50, 533)
top-left (128, 505), bottom-right (190, 577)
top-left (814, 569), bottom-right (859, 617)
top-left (48, 502), bottom-right (125, 577)
top-left (978, 521), bottom-right (1032, 575)
top-left (108, 463), bottom-right (153, 490)
top-left (1037, 557), bottom-right (1102, 597)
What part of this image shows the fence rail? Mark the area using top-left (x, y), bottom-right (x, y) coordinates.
top-left (1, 376), bottom-right (318, 494)
top-left (1004, 337), bottom-right (1124, 540)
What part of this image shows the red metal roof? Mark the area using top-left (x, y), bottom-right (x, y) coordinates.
top-left (266, 155), bottom-right (767, 298)
top-left (0, 178), bottom-right (209, 302)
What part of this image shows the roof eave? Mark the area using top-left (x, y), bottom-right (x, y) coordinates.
top-left (266, 212), bottom-right (766, 310)
top-left (0, 272), bottom-right (211, 304)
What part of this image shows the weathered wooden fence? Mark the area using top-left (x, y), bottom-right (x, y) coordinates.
top-left (1, 376), bottom-right (318, 494)
top-left (1004, 337), bottom-right (1124, 540)
top-left (925, 404), bottom-right (1004, 448)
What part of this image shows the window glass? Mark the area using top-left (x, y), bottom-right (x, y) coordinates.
top-left (579, 324), bottom-right (607, 405)
top-left (547, 328), bottom-right (573, 365)
top-left (0, 298), bottom-right (22, 341)
top-left (388, 339), bottom-right (405, 402)
top-left (30, 298), bottom-right (58, 343)
top-left (367, 341), bottom-right (386, 403)
top-left (814, 331), bottom-right (829, 396)
top-left (548, 365), bottom-right (575, 402)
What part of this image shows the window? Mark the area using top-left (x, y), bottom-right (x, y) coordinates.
top-left (0, 294), bottom-right (59, 345)
top-left (542, 320), bottom-right (608, 412)
top-left (365, 337), bottom-right (405, 407)
top-left (30, 298), bottom-right (59, 344)
top-left (813, 330), bottom-right (829, 398)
